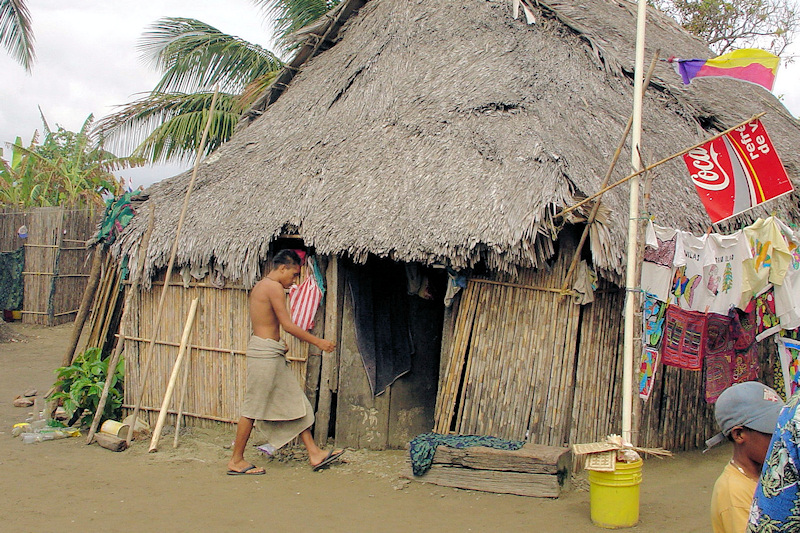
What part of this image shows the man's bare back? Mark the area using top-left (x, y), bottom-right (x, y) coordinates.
top-left (250, 263), bottom-right (334, 352)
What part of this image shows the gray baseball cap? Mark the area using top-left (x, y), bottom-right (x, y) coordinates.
top-left (716, 381), bottom-right (783, 435)
top-left (706, 381), bottom-right (784, 450)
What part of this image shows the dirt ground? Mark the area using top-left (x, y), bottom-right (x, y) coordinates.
top-left (0, 322), bottom-right (730, 532)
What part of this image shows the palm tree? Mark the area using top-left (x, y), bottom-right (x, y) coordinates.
top-left (0, 0), bottom-right (35, 71)
top-left (95, 0), bottom-right (341, 164)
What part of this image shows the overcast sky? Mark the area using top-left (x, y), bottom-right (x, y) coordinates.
top-left (1, 0), bottom-right (799, 190)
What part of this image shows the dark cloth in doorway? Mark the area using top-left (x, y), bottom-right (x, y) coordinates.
top-left (347, 259), bottom-right (413, 396)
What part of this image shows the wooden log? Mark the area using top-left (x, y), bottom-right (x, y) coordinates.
top-left (94, 433), bottom-right (128, 452)
top-left (432, 443), bottom-right (571, 475)
top-left (148, 297), bottom-right (200, 452)
top-left (173, 345), bottom-right (193, 448)
top-left (408, 465), bottom-right (563, 498)
top-left (305, 353), bottom-right (322, 409)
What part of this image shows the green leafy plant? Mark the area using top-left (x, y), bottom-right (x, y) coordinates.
top-left (0, 112), bottom-right (142, 208)
top-left (49, 347), bottom-right (124, 427)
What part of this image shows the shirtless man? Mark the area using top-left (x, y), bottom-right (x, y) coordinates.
top-left (227, 250), bottom-right (343, 475)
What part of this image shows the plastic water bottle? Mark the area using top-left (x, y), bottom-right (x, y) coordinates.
top-left (20, 432), bottom-right (53, 444)
top-left (19, 427), bottom-right (80, 443)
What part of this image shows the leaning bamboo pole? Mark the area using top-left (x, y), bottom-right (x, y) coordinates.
top-left (560, 51), bottom-right (660, 292)
top-left (173, 344), bottom-right (193, 448)
top-left (86, 206), bottom-right (155, 444)
top-left (125, 87), bottom-right (219, 446)
top-left (149, 297), bottom-right (200, 452)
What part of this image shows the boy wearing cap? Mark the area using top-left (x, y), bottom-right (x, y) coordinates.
top-left (710, 381), bottom-right (783, 533)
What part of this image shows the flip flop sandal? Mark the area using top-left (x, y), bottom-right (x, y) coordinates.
top-left (227, 465), bottom-right (265, 475)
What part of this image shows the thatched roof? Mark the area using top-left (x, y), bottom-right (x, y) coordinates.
top-left (116, 0), bottom-right (800, 288)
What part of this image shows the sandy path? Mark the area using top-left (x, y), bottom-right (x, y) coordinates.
top-left (0, 322), bottom-right (726, 532)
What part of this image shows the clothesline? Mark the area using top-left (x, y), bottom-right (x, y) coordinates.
top-left (638, 214), bottom-right (800, 404)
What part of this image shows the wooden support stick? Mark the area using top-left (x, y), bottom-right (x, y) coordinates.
top-left (86, 206), bottom-right (155, 444)
top-left (149, 297), bottom-right (199, 453)
top-left (315, 256), bottom-right (342, 446)
top-left (62, 246), bottom-right (104, 366)
top-left (126, 87), bottom-right (219, 446)
top-left (173, 344), bottom-right (193, 448)
top-left (560, 50), bottom-right (660, 292)
top-left (555, 112), bottom-right (766, 219)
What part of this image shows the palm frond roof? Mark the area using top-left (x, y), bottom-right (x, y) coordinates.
top-left (116, 0), bottom-right (800, 288)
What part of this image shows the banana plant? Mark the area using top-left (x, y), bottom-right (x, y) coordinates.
top-left (0, 113), bottom-right (144, 208)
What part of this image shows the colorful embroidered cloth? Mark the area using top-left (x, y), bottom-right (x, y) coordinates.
top-left (728, 305), bottom-right (760, 388)
top-left (776, 337), bottom-right (800, 400)
top-left (754, 287), bottom-right (782, 341)
top-left (662, 305), bottom-right (707, 371)
top-left (643, 293), bottom-right (668, 348)
top-left (704, 313), bottom-right (736, 403)
top-left (639, 347), bottom-right (660, 401)
top-left (408, 433), bottom-right (525, 476)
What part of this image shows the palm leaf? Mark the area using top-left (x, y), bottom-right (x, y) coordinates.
top-left (0, 0), bottom-right (34, 71)
top-left (94, 91), bottom-right (242, 164)
top-left (139, 17), bottom-right (283, 94)
top-left (253, 0), bottom-right (341, 53)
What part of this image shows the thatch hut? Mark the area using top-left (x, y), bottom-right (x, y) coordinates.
top-left (112, 0), bottom-right (800, 450)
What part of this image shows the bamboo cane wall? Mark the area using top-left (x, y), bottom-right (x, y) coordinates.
top-left (120, 255), bottom-right (442, 450)
top-left (118, 240), bottom-right (721, 450)
top-left (0, 207), bottom-right (28, 252)
top-left (434, 237), bottom-right (718, 452)
top-left (0, 207), bottom-right (97, 325)
top-left (120, 268), bottom-right (315, 429)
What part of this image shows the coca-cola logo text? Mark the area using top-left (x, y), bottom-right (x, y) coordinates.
top-left (685, 143), bottom-right (731, 191)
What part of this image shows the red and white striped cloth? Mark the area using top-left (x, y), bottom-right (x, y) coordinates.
top-left (289, 273), bottom-right (322, 331)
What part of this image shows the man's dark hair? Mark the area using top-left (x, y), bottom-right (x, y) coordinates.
top-left (273, 249), bottom-right (302, 268)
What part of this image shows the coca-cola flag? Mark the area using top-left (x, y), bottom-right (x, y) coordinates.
top-left (683, 120), bottom-right (793, 223)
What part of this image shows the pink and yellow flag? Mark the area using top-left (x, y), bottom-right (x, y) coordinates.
top-left (668, 48), bottom-right (780, 91)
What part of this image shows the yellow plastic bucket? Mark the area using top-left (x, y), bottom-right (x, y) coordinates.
top-left (100, 419), bottom-right (130, 439)
top-left (588, 459), bottom-right (642, 529)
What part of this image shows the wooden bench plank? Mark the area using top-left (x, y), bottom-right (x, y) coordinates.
top-left (432, 443), bottom-right (571, 475)
top-left (407, 464), bottom-right (562, 498)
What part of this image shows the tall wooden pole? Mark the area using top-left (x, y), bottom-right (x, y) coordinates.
top-left (63, 246), bottom-right (104, 366)
top-left (125, 87), bottom-right (219, 445)
top-left (622, 0), bottom-right (648, 445)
